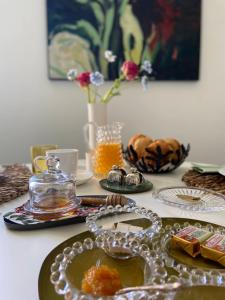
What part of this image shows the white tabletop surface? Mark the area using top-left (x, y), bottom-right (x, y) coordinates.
top-left (1, 161), bottom-right (225, 300)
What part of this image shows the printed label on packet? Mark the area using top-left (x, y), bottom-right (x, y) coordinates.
top-left (175, 226), bottom-right (212, 243)
top-left (204, 234), bottom-right (225, 252)
top-left (176, 226), bottom-right (196, 237)
top-left (171, 226), bottom-right (213, 257)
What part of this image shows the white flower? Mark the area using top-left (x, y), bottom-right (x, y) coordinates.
top-left (141, 76), bottom-right (149, 91)
top-left (141, 60), bottom-right (153, 74)
top-left (67, 69), bottom-right (77, 81)
top-left (90, 72), bottom-right (104, 86)
top-left (104, 50), bottom-right (117, 63)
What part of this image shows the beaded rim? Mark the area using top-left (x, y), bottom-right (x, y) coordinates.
top-left (85, 205), bottom-right (162, 240)
top-left (50, 235), bottom-right (169, 299)
top-left (155, 222), bottom-right (225, 287)
top-left (50, 224), bottom-right (225, 300)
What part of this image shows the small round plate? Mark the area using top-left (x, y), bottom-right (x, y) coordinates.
top-left (99, 179), bottom-right (153, 194)
top-left (76, 169), bottom-right (93, 186)
top-left (153, 186), bottom-right (225, 211)
top-left (219, 165), bottom-right (225, 177)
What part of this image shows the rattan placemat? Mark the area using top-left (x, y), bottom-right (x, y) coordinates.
top-left (182, 169), bottom-right (225, 194)
top-left (0, 164), bottom-right (31, 204)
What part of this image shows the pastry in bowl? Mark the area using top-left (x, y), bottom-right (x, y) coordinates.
top-left (164, 138), bottom-right (182, 161)
top-left (144, 139), bottom-right (174, 168)
top-left (128, 134), bottom-right (153, 159)
top-left (124, 134), bottom-right (190, 173)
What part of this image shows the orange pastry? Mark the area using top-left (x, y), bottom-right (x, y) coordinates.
top-left (144, 139), bottom-right (173, 168)
top-left (128, 134), bottom-right (153, 159)
top-left (164, 138), bottom-right (181, 161)
top-left (81, 265), bottom-right (122, 296)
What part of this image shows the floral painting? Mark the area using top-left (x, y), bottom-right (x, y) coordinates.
top-left (47, 0), bottom-right (201, 80)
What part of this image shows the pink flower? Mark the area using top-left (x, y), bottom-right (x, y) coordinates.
top-left (121, 61), bottom-right (139, 80)
top-left (76, 72), bottom-right (91, 87)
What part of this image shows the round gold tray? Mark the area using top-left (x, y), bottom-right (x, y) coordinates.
top-left (39, 218), bottom-right (225, 300)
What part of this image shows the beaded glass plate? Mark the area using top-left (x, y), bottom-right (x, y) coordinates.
top-left (153, 186), bottom-right (225, 211)
top-left (86, 205), bottom-right (162, 241)
top-left (50, 235), bottom-right (170, 300)
top-left (154, 221), bottom-right (225, 283)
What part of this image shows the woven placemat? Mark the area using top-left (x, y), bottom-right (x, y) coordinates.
top-left (182, 169), bottom-right (225, 194)
top-left (0, 164), bottom-right (32, 204)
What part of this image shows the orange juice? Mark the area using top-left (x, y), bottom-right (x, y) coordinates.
top-left (94, 143), bottom-right (124, 178)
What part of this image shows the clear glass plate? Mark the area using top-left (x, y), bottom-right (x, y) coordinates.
top-left (153, 186), bottom-right (225, 211)
top-left (50, 235), bottom-right (170, 299)
top-left (154, 221), bottom-right (225, 286)
top-left (86, 205), bottom-right (162, 241)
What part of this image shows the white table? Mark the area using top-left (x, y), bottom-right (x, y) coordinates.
top-left (0, 162), bottom-right (225, 300)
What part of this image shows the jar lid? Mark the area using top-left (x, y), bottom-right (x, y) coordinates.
top-left (29, 155), bottom-right (72, 184)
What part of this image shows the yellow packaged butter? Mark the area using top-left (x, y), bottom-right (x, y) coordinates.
top-left (171, 226), bottom-right (213, 257)
top-left (200, 234), bottom-right (225, 267)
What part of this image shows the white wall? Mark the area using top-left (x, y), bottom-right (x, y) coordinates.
top-left (0, 0), bottom-right (224, 164)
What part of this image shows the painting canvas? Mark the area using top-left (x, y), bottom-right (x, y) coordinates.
top-left (47, 0), bottom-right (201, 80)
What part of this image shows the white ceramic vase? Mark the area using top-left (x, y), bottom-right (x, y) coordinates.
top-left (85, 103), bottom-right (108, 150)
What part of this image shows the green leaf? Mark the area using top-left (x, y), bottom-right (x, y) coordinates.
top-left (76, 20), bottom-right (101, 46)
top-left (90, 3), bottom-right (104, 25)
top-left (50, 66), bottom-right (67, 78)
top-left (53, 22), bottom-right (101, 47)
top-left (119, 0), bottom-right (129, 15)
top-left (74, 0), bottom-right (89, 4)
top-left (99, 6), bottom-right (115, 76)
top-left (120, 4), bottom-right (143, 64)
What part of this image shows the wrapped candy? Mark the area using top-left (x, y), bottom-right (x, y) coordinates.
top-left (125, 168), bottom-right (145, 186)
top-left (200, 233), bottom-right (225, 267)
top-left (171, 226), bottom-right (213, 257)
top-left (107, 165), bottom-right (127, 185)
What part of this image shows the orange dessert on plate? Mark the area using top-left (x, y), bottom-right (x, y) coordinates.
top-left (81, 265), bottom-right (122, 296)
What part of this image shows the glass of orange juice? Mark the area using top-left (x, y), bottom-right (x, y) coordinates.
top-left (94, 123), bottom-right (124, 178)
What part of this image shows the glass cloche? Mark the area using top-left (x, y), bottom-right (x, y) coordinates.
top-left (25, 155), bottom-right (77, 216)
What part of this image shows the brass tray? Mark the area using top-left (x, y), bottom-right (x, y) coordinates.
top-left (38, 218), bottom-right (225, 300)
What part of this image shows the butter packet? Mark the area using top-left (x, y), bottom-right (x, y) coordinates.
top-left (171, 226), bottom-right (213, 257)
top-left (200, 234), bottom-right (225, 267)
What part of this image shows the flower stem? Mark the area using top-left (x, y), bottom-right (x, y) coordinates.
top-left (101, 74), bottom-right (124, 104)
top-left (87, 86), bottom-right (92, 104)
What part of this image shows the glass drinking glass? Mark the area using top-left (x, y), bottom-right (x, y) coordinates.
top-left (30, 144), bottom-right (58, 173)
top-left (94, 122), bottom-right (124, 178)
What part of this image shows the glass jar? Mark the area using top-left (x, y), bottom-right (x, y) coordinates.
top-left (26, 155), bottom-right (77, 216)
top-left (94, 122), bottom-right (124, 178)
